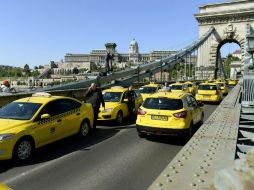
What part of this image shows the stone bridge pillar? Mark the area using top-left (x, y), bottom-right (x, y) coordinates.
top-left (195, 0), bottom-right (254, 79)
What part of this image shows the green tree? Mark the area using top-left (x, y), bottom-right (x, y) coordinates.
top-left (223, 54), bottom-right (240, 78)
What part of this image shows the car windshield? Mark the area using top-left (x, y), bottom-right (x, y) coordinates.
top-left (198, 85), bottom-right (217, 90)
top-left (0, 102), bottom-right (42, 120)
top-left (187, 84), bottom-right (193, 87)
top-left (143, 98), bottom-right (183, 110)
top-left (171, 85), bottom-right (183, 90)
top-left (103, 92), bottom-right (122, 102)
top-left (139, 87), bottom-right (157, 94)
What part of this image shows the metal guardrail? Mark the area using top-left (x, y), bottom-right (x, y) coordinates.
top-left (149, 85), bottom-right (241, 190)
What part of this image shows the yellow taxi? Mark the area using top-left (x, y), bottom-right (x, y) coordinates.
top-left (139, 83), bottom-right (162, 100)
top-left (228, 79), bottom-right (238, 86)
top-left (0, 183), bottom-right (12, 190)
top-left (0, 92), bottom-right (94, 161)
top-left (216, 81), bottom-right (228, 96)
top-left (98, 86), bottom-right (143, 124)
top-left (184, 81), bottom-right (197, 95)
top-left (170, 83), bottom-right (189, 93)
top-left (195, 83), bottom-right (223, 103)
top-left (136, 92), bottom-right (204, 139)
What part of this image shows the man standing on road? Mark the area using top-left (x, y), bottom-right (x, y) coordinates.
top-left (125, 85), bottom-right (136, 121)
top-left (84, 83), bottom-right (105, 130)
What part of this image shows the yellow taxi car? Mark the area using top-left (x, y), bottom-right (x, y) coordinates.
top-left (0, 92), bottom-right (94, 161)
top-left (98, 86), bottom-right (143, 124)
top-left (136, 92), bottom-right (204, 139)
top-left (0, 183), bottom-right (12, 190)
top-left (139, 83), bottom-right (162, 100)
top-left (170, 83), bottom-right (189, 93)
top-left (184, 81), bottom-right (197, 95)
top-left (216, 81), bottom-right (228, 96)
top-left (195, 83), bottom-right (223, 103)
top-left (228, 79), bottom-right (238, 86)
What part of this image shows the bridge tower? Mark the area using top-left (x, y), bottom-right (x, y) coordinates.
top-left (195, 0), bottom-right (254, 79)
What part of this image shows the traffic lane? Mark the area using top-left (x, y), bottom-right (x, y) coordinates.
top-left (3, 127), bottom-right (182, 190)
top-left (0, 104), bottom-right (218, 190)
top-left (0, 126), bottom-right (123, 179)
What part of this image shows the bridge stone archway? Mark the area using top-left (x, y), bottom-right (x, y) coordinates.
top-left (194, 0), bottom-right (254, 79)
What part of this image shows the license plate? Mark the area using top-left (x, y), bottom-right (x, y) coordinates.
top-left (151, 115), bottom-right (168, 121)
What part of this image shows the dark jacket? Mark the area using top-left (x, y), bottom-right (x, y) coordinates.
top-left (84, 88), bottom-right (105, 109)
top-left (125, 90), bottom-right (135, 104)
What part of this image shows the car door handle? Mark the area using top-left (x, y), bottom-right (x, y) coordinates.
top-left (57, 119), bottom-right (62, 123)
top-left (76, 113), bottom-right (80, 116)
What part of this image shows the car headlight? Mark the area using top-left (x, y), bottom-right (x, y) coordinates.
top-left (0, 133), bottom-right (15, 141)
top-left (102, 108), bottom-right (113, 113)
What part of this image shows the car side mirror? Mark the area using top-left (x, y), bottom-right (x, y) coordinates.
top-left (123, 98), bottom-right (128, 103)
top-left (197, 102), bottom-right (204, 107)
top-left (41, 114), bottom-right (50, 119)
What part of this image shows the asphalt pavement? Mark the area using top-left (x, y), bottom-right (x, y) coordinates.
top-left (0, 104), bottom-right (218, 190)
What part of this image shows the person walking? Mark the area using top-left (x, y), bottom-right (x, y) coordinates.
top-left (0, 80), bottom-right (11, 93)
top-left (125, 85), bottom-right (136, 121)
top-left (84, 83), bottom-right (105, 130)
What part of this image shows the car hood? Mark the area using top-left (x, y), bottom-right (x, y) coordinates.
top-left (100, 102), bottom-right (121, 110)
top-left (0, 119), bottom-right (29, 133)
top-left (141, 93), bottom-right (153, 100)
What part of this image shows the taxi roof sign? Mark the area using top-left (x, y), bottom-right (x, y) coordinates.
top-left (32, 92), bottom-right (52, 97)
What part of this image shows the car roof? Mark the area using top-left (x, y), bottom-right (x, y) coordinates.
top-left (199, 83), bottom-right (217, 86)
top-left (171, 83), bottom-right (184, 85)
top-left (147, 92), bottom-right (187, 99)
top-left (103, 86), bottom-right (127, 92)
top-left (142, 83), bottom-right (160, 87)
top-left (14, 95), bottom-right (79, 104)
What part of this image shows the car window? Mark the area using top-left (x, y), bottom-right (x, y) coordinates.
top-left (103, 92), bottom-right (122, 102)
top-left (36, 100), bottom-right (60, 120)
top-left (186, 96), bottom-right (193, 107)
top-left (143, 98), bottom-right (183, 110)
top-left (190, 96), bottom-right (198, 107)
top-left (198, 85), bottom-right (217, 90)
top-left (0, 102), bottom-right (42, 120)
top-left (171, 85), bottom-right (183, 90)
top-left (57, 99), bottom-right (81, 113)
top-left (139, 87), bottom-right (157, 94)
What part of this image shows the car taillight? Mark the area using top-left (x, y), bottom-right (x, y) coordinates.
top-left (173, 111), bottom-right (187, 118)
top-left (137, 108), bottom-right (146, 115)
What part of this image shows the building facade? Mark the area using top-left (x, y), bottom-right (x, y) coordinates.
top-left (58, 39), bottom-right (176, 73)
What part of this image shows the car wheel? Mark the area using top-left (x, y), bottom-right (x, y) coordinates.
top-left (13, 138), bottom-right (33, 161)
top-left (116, 111), bottom-right (123, 124)
top-left (200, 113), bottom-right (204, 125)
top-left (138, 131), bottom-right (146, 138)
top-left (79, 121), bottom-right (90, 137)
top-left (186, 122), bottom-right (193, 141)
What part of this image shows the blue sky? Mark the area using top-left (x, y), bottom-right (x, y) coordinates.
top-left (0, 0), bottom-right (240, 68)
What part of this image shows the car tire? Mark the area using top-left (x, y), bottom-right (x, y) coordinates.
top-left (138, 131), bottom-right (146, 138)
top-left (186, 122), bottom-right (193, 141)
top-left (116, 111), bottom-right (123, 124)
top-left (13, 138), bottom-right (34, 161)
top-left (79, 121), bottom-right (90, 137)
top-left (200, 113), bottom-right (204, 125)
